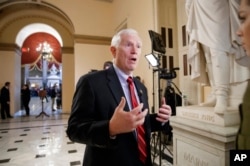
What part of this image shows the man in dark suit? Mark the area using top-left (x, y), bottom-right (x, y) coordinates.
top-left (0, 82), bottom-right (12, 119)
top-left (66, 28), bottom-right (172, 166)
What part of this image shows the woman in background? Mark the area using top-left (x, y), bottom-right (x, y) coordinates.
top-left (236, 0), bottom-right (250, 149)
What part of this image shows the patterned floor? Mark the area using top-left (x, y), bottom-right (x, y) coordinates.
top-left (0, 97), bottom-right (173, 166)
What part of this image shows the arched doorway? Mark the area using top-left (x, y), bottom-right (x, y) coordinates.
top-left (20, 29), bottom-right (62, 88)
top-left (20, 29), bottom-right (63, 116)
top-left (0, 1), bottom-right (75, 115)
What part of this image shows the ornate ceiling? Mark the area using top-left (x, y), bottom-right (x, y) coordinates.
top-left (21, 32), bottom-right (61, 70)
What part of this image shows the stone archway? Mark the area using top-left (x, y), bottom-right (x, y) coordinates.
top-left (0, 0), bottom-right (75, 115)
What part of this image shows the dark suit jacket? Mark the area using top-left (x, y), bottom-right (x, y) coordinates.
top-left (0, 86), bottom-right (10, 104)
top-left (66, 66), bottom-right (167, 166)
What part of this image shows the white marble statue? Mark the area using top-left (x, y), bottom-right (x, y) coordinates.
top-left (185, 0), bottom-right (250, 114)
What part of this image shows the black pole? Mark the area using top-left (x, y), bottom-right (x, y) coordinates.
top-left (158, 70), bottom-right (162, 166)
top-left (36, 55), bottom-right (49, 118)
top-left (152, 69), bottom-right (155, 114)
top-left (157, 54), bottom-right (162, 166)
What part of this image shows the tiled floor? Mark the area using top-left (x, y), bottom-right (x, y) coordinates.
top-left (0, 97), bottom-right (173, 166)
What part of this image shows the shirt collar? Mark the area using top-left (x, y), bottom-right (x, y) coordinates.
top-left (113, 64), bottom-right (133, 82)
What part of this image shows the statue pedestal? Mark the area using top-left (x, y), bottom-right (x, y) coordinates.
top-left (170, 106), bottom-right (240, 166)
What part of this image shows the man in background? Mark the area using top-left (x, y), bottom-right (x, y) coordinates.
top-left (1, 82), bottom-right (12, 119)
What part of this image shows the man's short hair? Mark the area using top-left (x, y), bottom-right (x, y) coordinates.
top-left (5, 82), bottom-right (10, 86)
top-left (103, 61), bottom-right (113, 69)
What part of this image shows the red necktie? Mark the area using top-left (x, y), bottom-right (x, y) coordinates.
top-left (127, 76), bottom-right (147, 163)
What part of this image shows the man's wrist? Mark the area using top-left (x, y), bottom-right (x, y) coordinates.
top-left (109, 121), bottom-right (116, 139)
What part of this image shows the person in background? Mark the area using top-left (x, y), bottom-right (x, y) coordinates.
top-left (50, 84), bottom-right (57, 112)
top-left (56, 83), bottom-right (62, 109)
top-left (135, 75), bottom-right (141, 82)
top-left (0, 82), bottom-right (12, 119)
top-left (236, 0), bottom-right (250, 150)
top-left (135, 75), bottom-right (145, 85)
top-left (66, 28), bottom-right (172, 166)
top-left (103, 60), bottom-right (113, 70)
top-left (21, 84), bottom-right (31, 116)
top-left (44, 87), bottom-right (49, 102)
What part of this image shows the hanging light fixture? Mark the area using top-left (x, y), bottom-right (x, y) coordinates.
top-left (36, 41), bottom-right (53, 61)
top-left (36, 41), bottom-right (53, 89)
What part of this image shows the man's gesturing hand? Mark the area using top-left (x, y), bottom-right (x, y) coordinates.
top-left (109, 97), bottom-right (148, 136)
top-left (156, 97), bottom-right (172, 123)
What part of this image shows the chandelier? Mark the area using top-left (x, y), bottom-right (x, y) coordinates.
top-left (36, 41), bottom-right (53, 61)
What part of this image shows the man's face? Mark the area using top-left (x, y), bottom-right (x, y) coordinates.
top-left (111, 33), bottom-right (142, 75)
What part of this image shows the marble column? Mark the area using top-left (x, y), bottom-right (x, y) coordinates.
top-left (24, 64), bottom-right (30, 84)
top-left (42, 59), bottom-right (47, 88)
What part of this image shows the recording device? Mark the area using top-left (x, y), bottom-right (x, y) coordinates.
top-left (147, 30), bottom-right (179, 165)
top-left (146, 30), bottom-right (180, 82)
top-left (148, 30), bottom-right (166, 54)
top-left (159, 67), bottom-right (179, 80)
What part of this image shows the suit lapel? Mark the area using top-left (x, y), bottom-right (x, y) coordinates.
top-left (106, 67), bottom-right (130, 111)
top-left (133, 78), bottom-right (146, 107)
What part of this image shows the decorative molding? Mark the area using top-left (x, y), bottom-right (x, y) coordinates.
top-left (62, 47), bottom-right (74, 54)
top-left (0, 43), bottom-right (18, 51)
top-left (74, 34), bottom-right (111, 45)
top-left (115, 18), bottom-right (127, 32)
top-left (0, 43), bottom-right (21, 55)
top-left (0, 0), bottom-right (74, 30)
top-left (95, 0), bottom-right (113, 3)
top-left (0, 1), bottom-right (75, 43)
top-left (0, 14), bottom-right (73, 41)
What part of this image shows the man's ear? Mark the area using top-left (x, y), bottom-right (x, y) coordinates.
top-left (110, 46), bottom-right (116, 56)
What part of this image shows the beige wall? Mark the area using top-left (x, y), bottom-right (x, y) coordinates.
top-left (47, 0), bottom-right (115, 37)
top-left (0, 50), bottom-right (21, 115)
top-left (157, 0), bottom-right (180, 107)
top-left (61, 52), bottom-right (75, 113)
top-left (74, 44), bottom-right (111, 83)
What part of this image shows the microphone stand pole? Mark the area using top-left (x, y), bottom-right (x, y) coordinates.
top-left (157, 55), bottom-right (162, 166)
top-left (158, 79), bottom-right (162, 166)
